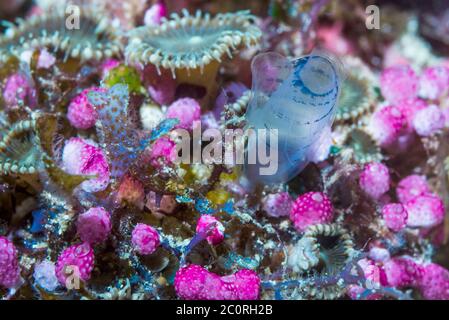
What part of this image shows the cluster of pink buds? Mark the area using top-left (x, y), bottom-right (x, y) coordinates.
top-left (166, 98), bottom-right (201, 130)
top-left (345, 245), bottom-right (449, 300)
top-left (396, 175), bottom-right (430, 203)
top-left (382, 257), bottom-right (423, 288)
top-left (396, 175), bottom-right (444, 228)
top-left (174, 264), bottom-right (260, 300)
top-left (418, 263), bottom-right (449, 300)
top-left (131, 223), bottom-right (160, 255)
top-left (67, 87), bottom-right (106, 129)
top-left (196, 215), bottom-right (225, 245)
top-left (62, 137), bottom-right (110, 193)
top-left (404, 194), bottom-right (444, 228)
top-left (418, 66), bottom-right (449, 100)
top-left (359, 162), bottom-right (390, 200)
top-left (262, 192), bottom-right (293, 218)
top-left (348, 255), bottom-right (449, 300)
top-left (77, 207), bottom-right (112, 245)
top-left (371, 64), bottom-right (449, 145)
top-left (367, 105), bottom-right (406, 147)
top-left (380, 65), bottom-right (419, 105)
top-left (412, 104), bottom-right (445, 137)
top-left (2, 72), bottom-right (36, 109)
top-left (0, 236), bottom-right (21, 289)
top-left (55, 243), bottom-right (94, 286)
top-left (149, 136), bottom-right (177, 167)
top-left (289, 191), bottom-right (334, 232)
top-left (381, 203), bottom-right (408, 232)
top-left (381, 257), bottom-right (449, 300)
top-left (348, 258), bottom-right (388, 300)
top-left (397, 98), bottom-right (427, 130)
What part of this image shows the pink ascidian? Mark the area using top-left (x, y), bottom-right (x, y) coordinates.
top-left (62, 137), bottom-right (110, 193)
top-left (77, 207), bottom-right (112, 245)
top-left (412, 105), bottom-right (445, 137)
top-left (367, 105), bottom-right (406, 147)
top-left (383, 257), bottom-right (423, 288)
top-left (0, 236), bottom-right (21, 289)
top-left (405, 194), bottom-right (445, 228)
top-left (149, 136), bottom-right (177, 167)
top-left (396, 175), bottom-right (431, 204)
top-left (55, 243), bottom-right (94, 286)
top-left (348, 258), bottom-right (388, 300)
top-left (166, 98), bottom-right (201, 130)
top-left (380, 65), bottom-right (418, 105)
top-left (396, 98), bottom-right (427, 130)
top-left (196, 215), bottom-right (225, 245)
top-left (290, 191), bottom-right (334, 232)
top-left (418, 263), bottom-right (449, 300)
top-left (418, 66), bottom-right (449, 100)
top-left (382, 203), bottom-right (408, 232)
top-left (2, 72), bottom-right (36, 108)
top-left (262, 192), bottom-right (293, 218)
top-left (174, 264), bottom-right (260, 300)
top-left (359, 162), bottom-right (390, 200)
top-left (131, 223), bottom-right (160, 255)
top-left (67, 87), bottom-right (106, 129)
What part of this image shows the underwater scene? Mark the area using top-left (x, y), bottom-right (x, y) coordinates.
top-left (1, 0), bottom-right (449, 301)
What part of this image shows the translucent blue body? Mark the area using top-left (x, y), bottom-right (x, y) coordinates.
top-left (245, 52), bottom-right (341, 184)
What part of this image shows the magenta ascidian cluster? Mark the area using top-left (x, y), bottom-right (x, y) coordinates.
top-left (1, 0), bottom-right (449, 301)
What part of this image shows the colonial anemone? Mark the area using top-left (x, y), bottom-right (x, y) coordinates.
top-left (0, 118), bottom-right (40, 175)
top-left (343, 129), bottom-right (383, 164)
top-left (0, 6), bottom-right (122, 62)
top-left (220, 90), bottom-right (252, 129)
top-left (335, 56), bottom-right (377, 129)
top-left (126, 10), bottom-right (262, 74)
top-left (287, 223), bottom-right (355, 299)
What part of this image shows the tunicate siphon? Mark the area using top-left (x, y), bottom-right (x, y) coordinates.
top-left (244, 51), bottom-right (343, 184)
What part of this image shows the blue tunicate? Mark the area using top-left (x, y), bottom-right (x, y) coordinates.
top-left (244, 51), bottom-right (343, 184)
